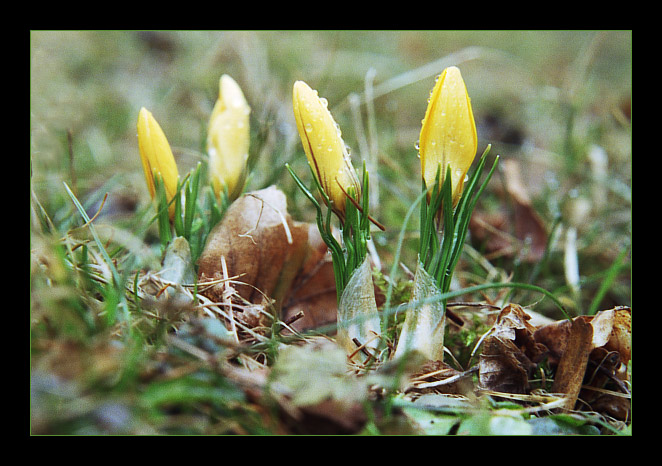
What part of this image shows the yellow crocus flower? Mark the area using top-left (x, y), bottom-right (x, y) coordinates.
top-left (207, 74), bottom-right (250, 201)
top-left (419, 66), bottom-right (477, 206)
top-left (292, 80), bottom-right (360, 221)
top-left (137, 107), bottom-right (180, 219)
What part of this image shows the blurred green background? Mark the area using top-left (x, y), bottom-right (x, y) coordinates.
top-left (30, 30), bottom-right (631, 314)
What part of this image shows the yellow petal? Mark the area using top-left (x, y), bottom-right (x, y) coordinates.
top-left (292, 80), bottom-right (360, 220)
top-left (137, 107), bottom-right (179, 217)
top-left (207, 74), bottom-right (250, 201)
top-left (419, 66), bottom-right (477, 205)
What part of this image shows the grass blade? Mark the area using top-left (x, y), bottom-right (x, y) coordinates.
top-left (587, 246), bottom-right (630, 315)
top-left (63, 182), bottom-right (121, 288)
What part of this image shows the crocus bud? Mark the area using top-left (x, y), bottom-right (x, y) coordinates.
top-left (292, 80), bottom-right (360, 222)
top-left (207, 74), bottom-right (250, 201)
top-left (137, 107), bottom-right (180, 219)
top-left (419, 66), bottom-right (477, 206)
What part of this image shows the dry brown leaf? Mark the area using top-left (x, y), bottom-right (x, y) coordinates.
top-left (479, 336), bottom-right (533, 395)
top-left (478, 304), bottom-right (547, 394)
top-left (197, 186), bottom-right (344, 335)
top-left (469, 159), bottom-right (547, 262)
top-left (533, 306), bottom-right (632, 366)
top-left (280, 398), bottom-right (368, 435)
top-left (270, 338), bottom-right (369, 434)
top-left (197, 186), bottom-right (309, 312)
top-left (550, 317), bottom-right (594, 411)
top-left (502, 159), bottom-right (548, 262)
top-left (589, 390), bottom-right (631, 422)
top-left (532, 306), bottom-right (631, 414)
top-left (281, 224), bottom-right (338, 332)
top-left (603, 306), bottom-right (631, 365)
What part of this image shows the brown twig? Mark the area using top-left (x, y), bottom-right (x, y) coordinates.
top-left (336, 179), bottom-right (386, 231)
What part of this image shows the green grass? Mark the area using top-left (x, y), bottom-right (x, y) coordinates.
top-left (30, 30), bottom-right (631, 434)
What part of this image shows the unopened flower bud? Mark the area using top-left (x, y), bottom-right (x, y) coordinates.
top-left (419, 66), bottom-right (477, 206)
top-left (292, 80), bottom-right (360, 221)
top-left (207, 74), bottom-right (250, 201)
top-left (137, 107), bottom-right (180, 219)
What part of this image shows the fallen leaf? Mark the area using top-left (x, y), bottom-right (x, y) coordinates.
top-left (604, 306), bottom-right (631, 365)
top-left (502, 159), bottom-right (549, 262)
top-left (589, 392), bottom-right (631, 422)
top-left (551, 317), bottom-right (593, 411)
top-left (479, 335), bottom-right (534, 395)
top-left (532, 307), bottom-right (631, 413)
top-left (281, 398), bottom-right (368, 435)
top-left (270, 337), bottom-right (369, 408)
top-left (478, 304), bottom-right (547, 394)
top-left (469, 159), bottom-right (547, 262)
top-left (197, 186), bottom-right (309, 312)
top-left (578, 345), bottom-right (630, 420)
top-left (280, 224), bottom-right (338, 332)
top-left (533, 306), bottom-right (632, 366)
top-left (269, 337), bottom-right (370, 434)
top-left (532, 320), bottom-right (569, 366)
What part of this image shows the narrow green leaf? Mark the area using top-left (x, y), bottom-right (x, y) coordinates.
top-left (63, 182), bottom-right (121, 288)
top-left (587, 245), bottom-right (630, 315)
top-left (153, 174), bottom-right (172, 248)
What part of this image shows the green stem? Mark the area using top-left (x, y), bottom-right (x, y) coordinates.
top-left (286, 162), bottom-right (374, 305)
